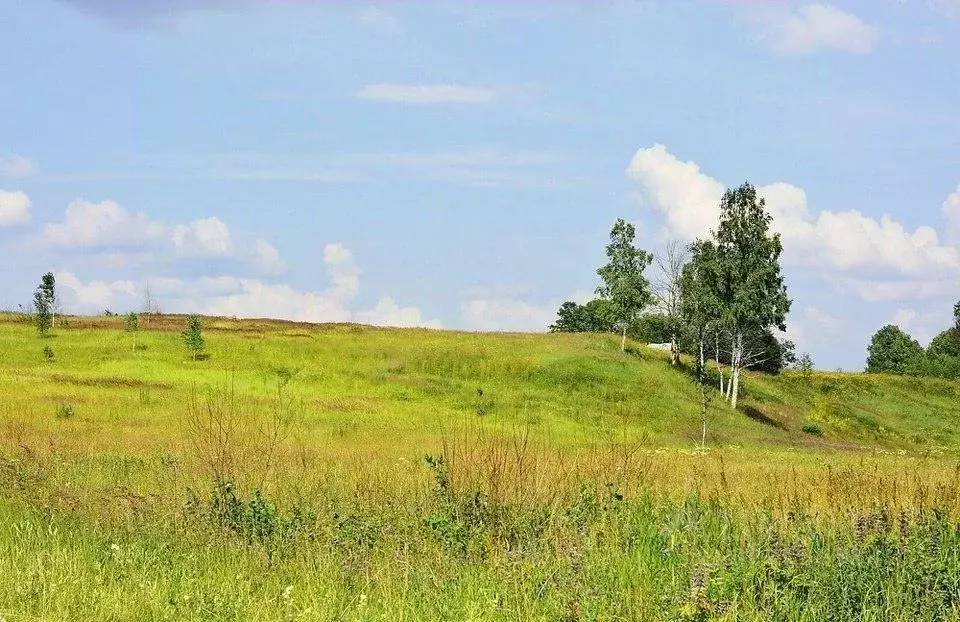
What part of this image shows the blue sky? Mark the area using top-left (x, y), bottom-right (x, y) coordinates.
top-left (1, 0), bottom-right (959, 369)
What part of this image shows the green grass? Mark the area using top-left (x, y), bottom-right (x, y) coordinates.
top-left (3, 312), bottom-right (960, 620)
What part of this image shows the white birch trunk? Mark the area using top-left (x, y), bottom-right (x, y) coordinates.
top-left (730, 331), bottom-right (743, 409)
top-left (621, 325), bottom-right (627, 352)
top-left (715, 333), bottom-right (725, 394)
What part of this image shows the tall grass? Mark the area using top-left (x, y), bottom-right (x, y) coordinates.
top-left (3, 314), bottom-right (960, 619)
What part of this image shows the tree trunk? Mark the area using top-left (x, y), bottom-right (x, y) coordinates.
top-left (670, 330), bottom-right (679, 365)
top-left (621, 325), bottom-right (627, 352)
top-left (730, 331), bottom-right (743, 409)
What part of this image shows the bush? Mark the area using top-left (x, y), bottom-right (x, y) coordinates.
top-left (42, 345), bottom-right (55, 363)
top-left (802, 423), bottom-right (823, 437)
top-left (56, 403), bottom-right (75, 419)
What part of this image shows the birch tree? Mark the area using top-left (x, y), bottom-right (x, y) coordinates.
top-left (653, 240), bottom-right (688, 365)
top-left (596, 219), bottom-right (653, 352)
top-left (681, 239), bottom-right (722, 382)
top-left (713, 183), bottom-right (791, 409)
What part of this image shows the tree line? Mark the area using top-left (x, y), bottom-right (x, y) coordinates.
top-left (866, 304), bottom-right (960, 379)
top-left (551, 182), bottom-right (794, 409)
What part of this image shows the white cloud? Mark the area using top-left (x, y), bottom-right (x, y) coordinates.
top-left (625, 144), bottom-right (725, 240)
top-left (783, 306), bottom-right (841, 351)
top-left (942, 185), bottom-right (960, 243)
top-left (357, 84), bottom-right (501, 105)
top-left (56, 270), bottom-right (137, 312)
top-left (460, 297), bottom-right (556, 332)
top-left (891, 307), bottom-right (949, 345)
top-left (322, 242), bottom-right (361, 303)
top-left (755, 3), bottom-right (879, 55)
top-left (355, 296), bottom-right (442, 329)
top-left (0, 155), bottom-right (37, 178)
top-left (43, 199), bottom-right (165, 248)
top-left (176, 242), bottom-right (435, 327)
top-left (626, 144), bottom-right (960, 301)
top-left (249, 238), bottom-right (286, 275)
top-left (171, 217), bottom-right (233, 257)
top-left (42, 200), bottom-right (280, 271)
top-left (0, 189), bottom-right (32, 227)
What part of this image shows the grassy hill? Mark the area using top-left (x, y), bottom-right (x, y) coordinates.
top-left (4, 312), bottom-right (960, 620)
top-left (1, 311), bottom-right (958, 456)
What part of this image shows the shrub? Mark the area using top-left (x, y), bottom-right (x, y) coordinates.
top-left (802, 423), bottom-right (823, 437)
top-left (56, 403), bottom-right (75, 419)
top-left (42, 346), bottom-right (55, 363)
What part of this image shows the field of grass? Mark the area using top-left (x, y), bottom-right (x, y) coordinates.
top-left (3, 312), bottom-right (960, 620)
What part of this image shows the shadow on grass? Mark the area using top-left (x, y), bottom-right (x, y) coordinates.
top-left (739, 404), bottom-right (788, 430)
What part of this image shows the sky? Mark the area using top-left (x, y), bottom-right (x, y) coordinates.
top-left (1, 0), bottom-right (959, 370)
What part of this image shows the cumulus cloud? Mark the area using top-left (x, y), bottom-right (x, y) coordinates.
top-left (54, 242), bottom-right (440, 327)
top-left (0, 155), bottom-right (37, 178)
top-left (57, 271), bottom-right (137, 311)
top-left (459, 297), bottom-right (557, 332)
top-left (192, 243), bottom-right (439, 327)
top-left (357, 84), bottom-right (502, 105)
top-left (626, 144), bottom-right (960, 301)
top-left (43, 199), bottom-right (165, 249)
top-left (171, 217), bottom-right (234, 257)
top-left (355, 296), bottom-right (443, 329)
top-left (42, 199), bottom-right (283, 273)
top-left (754, 3), bottom-right (879, 55)
top-left (942, 185), bottom-right (960, 243)
top-left (0, 189), bottom-right (32, 227)
top-left (249, 238), bottom-right (286, 275)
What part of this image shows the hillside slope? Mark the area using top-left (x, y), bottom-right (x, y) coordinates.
top-left (1, 312), bottom-right (958, 456)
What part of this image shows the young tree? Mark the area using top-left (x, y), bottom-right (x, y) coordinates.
top-left (682, 239), bottom-right (723, 387)
top-left (182, 314), bottom-right (205, 361)
top-left (596, 219), bottom-right (653, 352)
top-left (41, 272), bottom-right (57, 328)
top-left (125, 311), bottom-right (140, 352)
top-left (33, 272), bottom-right (56, 337)
top-left (866, 325), bottom-right (922, 374)
top-left (653, 240), bottom-right (688, 365)
top-left (713, 183), bottom-right (791, 409)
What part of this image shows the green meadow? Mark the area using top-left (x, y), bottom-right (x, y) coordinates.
top-left (3, 312), bottom-right (960, 620)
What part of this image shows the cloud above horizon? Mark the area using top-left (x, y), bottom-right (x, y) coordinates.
top-left (55, 242), bottom-right (441, 329)
top-left (0, 155), bottom-right (37, 178)
top-left (0, 190), bottom-right (32, 227)
top-left (752, 3), bottom-right (879, 55)
top-left (626, 144), bottom-right (960, 302)
top-left (41, 198), bottom-right (283, 275)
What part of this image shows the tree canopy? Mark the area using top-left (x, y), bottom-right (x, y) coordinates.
top-left (595, 218), bottom-right (653, 351)
top-left (866, 325), bottom-right (923, 374)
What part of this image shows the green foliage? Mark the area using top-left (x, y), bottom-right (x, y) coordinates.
top-left (629, 312), bottom-right (673, 344)
top-left (866, 325), bottom-right (923, 374)
top-left (713, 183), bottom-right (791, 335)
top-left (796, 352), bottom-right (814, 379)
top-left (42, 345), bottom-right (55, 363)
top-left (33, 272), bottom-right (56, 337)
top-left (927, 328), bottom-right (960, 359)
top-left (550, 299), bottom-right (616, 333)
top-left (125, 312), bottom-right (139, 333)
top-left (182, 314), bottom-right (206, 361)
top-left (801, 422), bottom-right (822, 436)
top-left (55, 403), bottom-right (74, 419)
top-left (596, 218), bottom-right (653, 350)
